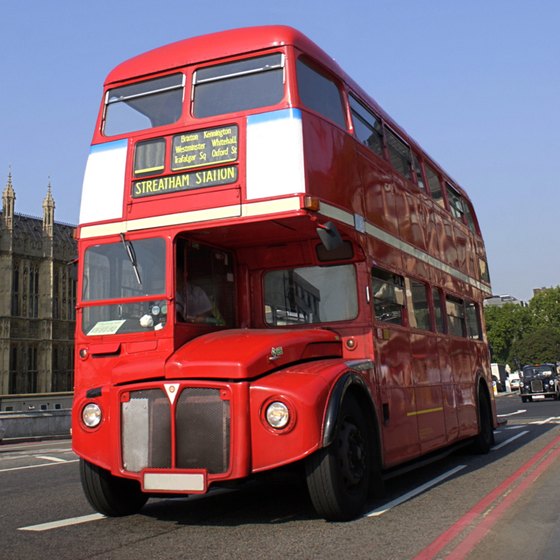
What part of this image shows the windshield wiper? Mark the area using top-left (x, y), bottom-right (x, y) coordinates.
top-left (120, 233), bottom-right (142, 286)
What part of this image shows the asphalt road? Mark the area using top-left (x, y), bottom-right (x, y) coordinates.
top-left (2, 391), bottom-right (560, 560)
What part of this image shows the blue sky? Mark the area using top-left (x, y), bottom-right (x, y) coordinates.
top-left (1, 0), bottom-right (559, 302)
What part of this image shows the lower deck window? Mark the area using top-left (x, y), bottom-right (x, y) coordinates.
top-left (264, 264), bottom-right (357, 325)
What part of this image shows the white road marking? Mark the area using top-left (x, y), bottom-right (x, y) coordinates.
top-left (504, 425), bottom-right (529, 430)
top-left (34, 455), bottom-right (68, 463)
top-left (491, 431), bottom-right (529, 451)
top-left (497, 410), bottom-right (526, 417)
top-left (366, 465), bottom-right (467, 517)
top-left (0, 459), bottom-right (78, 473)
top-left (19, 513), bottom-right (105, 532)
top-left (531, 417), bottom-right (560, 425)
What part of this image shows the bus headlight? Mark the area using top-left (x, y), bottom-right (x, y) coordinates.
top-left (82, 403), bottom-right (102, 428)
top-left (265, 401), bottom-right (290, 429)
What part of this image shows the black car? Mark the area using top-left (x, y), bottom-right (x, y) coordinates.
top-left (520, 364), bottom-right (560, 402)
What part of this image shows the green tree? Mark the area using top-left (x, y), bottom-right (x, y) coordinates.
top-left (508, 325), bottom-right (560, 366)
top-left (484, 303), bottom-right (531, 363)
top-left (528, 287), bottom-right (560, 329)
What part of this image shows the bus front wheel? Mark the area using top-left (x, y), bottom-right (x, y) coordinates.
top-left (470, 390), bottom-right (494, 454)
top-left (80, 458), bottom-right (148, 516)
top-left (305, 393), bottom-right (372, 521)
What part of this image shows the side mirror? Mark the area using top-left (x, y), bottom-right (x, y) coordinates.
top-left (316, 221), bottom-right (343, 252)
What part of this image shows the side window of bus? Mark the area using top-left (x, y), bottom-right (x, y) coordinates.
top-left (406, 278), bottom-right (431, 331)
top-left (425, 164), bottom-right (445, 207)
top-left (193, 54), bottom-right (285, 118)
top-left (446, 183), bottom-right (465, 221)
top-left (479, 258), bottom-right (490, 284)
top-left (412, 152), bottom-right (426, 191)
top-left (348, 94), bottom-right (384, 157)
top-left (432, 287), bottom-right (446, 333)
top-left (463, 199), bottom-right (478, 234)
top-left (384, 127), bottom-right (412, 180)
top-left (296, 58), bottom-right (347, 129)
top-left (446, 295), bottom-right (466, 337)
top-left (465, 301), bottom-right (482, 340)
top-left (372, 267), bottom-right (405, 325)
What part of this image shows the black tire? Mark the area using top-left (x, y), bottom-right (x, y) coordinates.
top-left (80, 458), bottom-right (148, 516)
top-left (470, 390), bottom-right (494, 454)
top-left (305, 393), bottom-right (372, 521)
top-left (521, 396), bottom-right (528, 403)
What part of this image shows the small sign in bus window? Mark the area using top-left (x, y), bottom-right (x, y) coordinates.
top-left (172, 125), bottom-right (238, 171)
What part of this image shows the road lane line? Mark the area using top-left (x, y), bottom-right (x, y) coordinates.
top-left (366, 465), bottom-right (467, 517)
top-left (34, 455), bottom-right (68, 463)
top-left (0, 459), bottom-right (79, 473)
top-left (497, 410), bottom-right (526, 417)
top-left (412, 432), bottom-right (560, 560)
top-left (19, 513), bottom-right (105, 531)
top-left (491, 431), bottom-right (529, 451)
top-left (531, 416), bottom-right (560, 425)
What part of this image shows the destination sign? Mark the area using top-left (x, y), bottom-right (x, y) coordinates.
top-left (172, 125), bottom-right (238, 171)
top-left (132, 165), bottom-right (238, 198)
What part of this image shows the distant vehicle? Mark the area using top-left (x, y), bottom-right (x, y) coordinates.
top-left (520, 364), bottom-right (560, 402)
top-left (509, 371), bottom-right (520, 391)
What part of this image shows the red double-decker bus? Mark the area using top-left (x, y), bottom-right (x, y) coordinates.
top-left (72, 26), bottom-right (495, 521)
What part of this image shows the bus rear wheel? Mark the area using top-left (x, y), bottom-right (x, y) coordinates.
top-left (305, 393), bottom-right (372, 521)
top-left (80, 458), bottom-right (148, 516)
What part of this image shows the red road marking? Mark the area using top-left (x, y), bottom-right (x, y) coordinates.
top-left (413, 433), bottom-right (560, 559)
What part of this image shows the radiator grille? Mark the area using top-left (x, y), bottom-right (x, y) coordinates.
top-left (121, 386), bottom-right (230, 475)
top-left (531, 379), bottom-right (544, 393)
top-left (176, 388), bottom-right (230, 473)
top-left (122, 389), bottom-right (171, 473)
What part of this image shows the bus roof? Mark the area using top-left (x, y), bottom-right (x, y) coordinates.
top-left (105, 25), bottom-right (337, 85)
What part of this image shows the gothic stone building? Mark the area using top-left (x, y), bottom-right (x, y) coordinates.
top-left (0, 174), bottom-right (76, 395)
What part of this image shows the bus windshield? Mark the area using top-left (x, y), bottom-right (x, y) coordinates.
top-left (104, 74), bottom-right (184, 136)
top-left (264, 264), bottom-right (358, 325)
top-left (82, 238), bottom-right (167, 336)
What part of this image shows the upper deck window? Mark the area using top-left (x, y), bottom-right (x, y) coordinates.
top-left (193, 54), bottom-right (284, 118)
top-left (385, 127), bottom-right (412, 180)
top-left (349, 94), bottom-right (383, 157)
top-left (425, 163), bottom-right (445, 206)
top-left (297, 59), bottom-right (346, 128)
top-left (104, 74), bottom-right (184, 136)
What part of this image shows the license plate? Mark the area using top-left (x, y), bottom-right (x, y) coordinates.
top-left (143, 472), bottom-right (206, 492)
top-left (532, 395), bottom-right (545, 400)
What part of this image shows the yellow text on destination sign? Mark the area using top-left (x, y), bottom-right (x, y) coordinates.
top-left (132, 165), bottom-right (238, 198)
top-left (172, 125), bottom-right (238, 171)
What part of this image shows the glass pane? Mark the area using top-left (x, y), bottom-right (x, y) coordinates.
top-left (466, 302), bottom-right (482, 340)
top-left (372, 267), bottom-right (405, 325)
top-left (297, 59), bottom-right (346, 128)
top-left (83, 238), bottom-right (166, 301)
top-left (407, 279), bottom-right (431, 330)
top-left (446, 296), bottom-right (466, 337)
top-left (104, 74), bottom-right (184, 136)
top-left (264, 264), bottom-right (357, 325)
top-left (432, 288), bottom-right (446, 333)
top-left (385, 128), bottom-right (412, 179)
top-left (193, 54), bottom-right (284, 118)
top-left (425, 164), bottom-right (444, 206)
top-left (83, 299), bottom-right (168, 335)
top-left (134, 138), bottom-right (166, 176)
top-left (349, 95), bottom-right (384, 156)
top-left (176, 240), bottom-right (235, 326)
